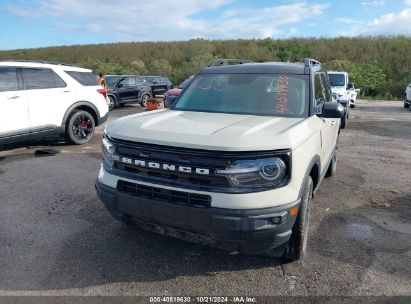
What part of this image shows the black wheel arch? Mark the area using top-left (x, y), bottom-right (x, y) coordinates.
top-left (298, 155), bottom-right (321, 200)
top-left (62, 101), bottom-right (100, 127)
top-left (107, 93), bottom-right (117, 102)
top-left (140, 90), bottom-right (152, 100)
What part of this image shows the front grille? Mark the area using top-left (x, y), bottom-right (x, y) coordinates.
top-left (117, 180), bottom-right (211, 208)
top-left (108, 137), bottom-right (291, 193)
top-left (114, 162), bottom-right (229, 187)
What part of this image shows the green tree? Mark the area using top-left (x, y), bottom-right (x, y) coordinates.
top-left (355, 61), bottom-right (386, 96)
top-left (129, 59), bottom-right (147, 75)
top-left (150, 59), bottom-right (172, 76)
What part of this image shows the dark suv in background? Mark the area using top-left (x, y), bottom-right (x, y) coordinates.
top-left (142, 76), bottom-right (172, 96)
top-left (105, 75), bottom-right (152, 109)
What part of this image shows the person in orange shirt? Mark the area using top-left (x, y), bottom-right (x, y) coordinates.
top-left (97, 72), bottom-right (108, 94)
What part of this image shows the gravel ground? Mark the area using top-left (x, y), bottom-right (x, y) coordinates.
top-left (0, 100), bottom-right (410, 297)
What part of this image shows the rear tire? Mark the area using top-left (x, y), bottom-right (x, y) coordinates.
top-left (140, 93), bottom-right (150, 107)
top-left (325, 149), bottom-right (337, 178)
top-left (65, 110), bottom-right (95, 145)
top-left (404, 101), bottom-right (409, 109)
top-left (340, 110), bottom-right (348, 129)
top-left (282, 176), bottom-right (313, 262)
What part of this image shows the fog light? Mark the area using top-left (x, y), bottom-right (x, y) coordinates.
top-left (271, 217), bottom-right (282, 225)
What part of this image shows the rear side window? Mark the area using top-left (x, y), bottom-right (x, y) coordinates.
top-left (0, 67), bottom-right (19, 92)
top-left (22, 68), bottom-right (67, 90)
top-left (120, 77), bottom-right (137, 87)
top-left (65, 71), bottom-right (97, 86)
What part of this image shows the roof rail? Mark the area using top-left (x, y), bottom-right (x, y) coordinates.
top-left (304, 58), bottom-right (321, 67)
top-left (0, 59), bottom-right (76, 67)
top-left (208, 58), bottom-right (253, 67)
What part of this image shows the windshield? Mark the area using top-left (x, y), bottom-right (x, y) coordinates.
top-left (105, 76), bottom-right (121, 88)
top-left (329, 74), bottom-right (346, 87)
top-left (173, 73), bottom-right (309, 117)
top-left (178, 76), bottom-right (193, 89)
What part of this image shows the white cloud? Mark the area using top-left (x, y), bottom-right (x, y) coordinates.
top-left (335, 17), bottom-right (359, 25)
top-left (361, 0), bottom-right (386, 6)
top-left (7, 0), bottom-right (329, 42)
top-left (405, 0), bottom-right (411, 6)
top-left (344, 8), bottom-right (411, 36)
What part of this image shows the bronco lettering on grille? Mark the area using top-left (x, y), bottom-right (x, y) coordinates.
top-left (121, 157), bottom-right (210, 175)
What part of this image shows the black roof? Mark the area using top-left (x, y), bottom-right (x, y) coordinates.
top-left (202, 60), bottom-right (321, 75)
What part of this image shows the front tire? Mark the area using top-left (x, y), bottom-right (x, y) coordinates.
top-left (65, 110), bottom-right (95, 145)
top-left (108, 96), bottom-right (116, 110)
top-left (282, 176), bottom-right (313, 262)
top-left (404, 101), bottom-right (410, 109)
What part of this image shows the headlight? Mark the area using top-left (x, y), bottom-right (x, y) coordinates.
top-left (102, 137), bottom-right (114, 155)
top-left (102, 136), bottom-right (119, 166)
top-left (216, 158), bottom-right (287, 188)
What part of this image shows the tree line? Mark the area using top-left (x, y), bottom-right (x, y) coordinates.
top-left (1, 36), bottom-right (410, 99)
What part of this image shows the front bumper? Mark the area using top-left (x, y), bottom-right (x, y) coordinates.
top-left (95, 180), bottom-right (300, 255)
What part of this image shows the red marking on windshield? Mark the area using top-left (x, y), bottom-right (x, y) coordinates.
top-left (186, 75), bottom-right (202, 91)
top-left (275, 75), bottom-right (289, 113)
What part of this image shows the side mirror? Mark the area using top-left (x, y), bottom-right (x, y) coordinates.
top-left (332, 92), bottom-right (339, 101)
top-left (117, 83), bottom-right (123, 88)
top-left (318, 102), bottom-right (345, 119)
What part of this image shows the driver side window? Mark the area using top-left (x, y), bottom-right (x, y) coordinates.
top-left (314, 73), bottom-right (326, 113)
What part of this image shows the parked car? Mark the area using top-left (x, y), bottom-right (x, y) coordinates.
top-left (163, 76), bottom-right (194, 108)
top-left (328, 71), bottom-right (353, 129)
top-left (347, 82), bottom-right (360, 105)
top-left (96, 58), bottom-right (344, 261)
top-left (404, 83), bottom-right (411, 109)
top-left (0, 60), bottom-right (108, 146)
top-left (105, 75), bottom-right (152, 109)
top-left (142, 76), bottom-right (172, 96)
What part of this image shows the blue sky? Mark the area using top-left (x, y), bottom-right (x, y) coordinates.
top-left (0, 0), bottom-right (410, 50)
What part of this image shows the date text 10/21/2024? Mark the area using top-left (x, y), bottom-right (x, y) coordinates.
top-left (149, 296), bottom-right (257, 303)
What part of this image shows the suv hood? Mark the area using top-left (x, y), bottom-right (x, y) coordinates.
top-left (105, 110), bottom-right (316, 151)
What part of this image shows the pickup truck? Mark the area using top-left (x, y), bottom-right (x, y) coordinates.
top-left (96, 58), bottom-right (344, 261)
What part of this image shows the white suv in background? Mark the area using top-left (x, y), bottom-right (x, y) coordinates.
top-left (404, 83), bottom-right (411, 109)
top-left (0, 61), bottom-right (109, 146)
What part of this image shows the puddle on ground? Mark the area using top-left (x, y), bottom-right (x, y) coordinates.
top-left (342, 223), bottom-right (375, 240)
top-left (34, 149), bottom-right (60, 157)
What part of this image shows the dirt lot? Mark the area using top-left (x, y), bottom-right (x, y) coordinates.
top-left (0, 100), bottom-right (410, 297)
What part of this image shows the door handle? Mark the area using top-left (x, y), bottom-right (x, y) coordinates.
top-left (331, 120), bottom-right (337, 126)
top-left (7, 96), bottom-right (19, 100)
top-left (61, 90), bottom-right (70, 93)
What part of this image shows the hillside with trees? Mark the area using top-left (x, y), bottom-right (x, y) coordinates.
top-left (1, 36), bottom-right (410, 99)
